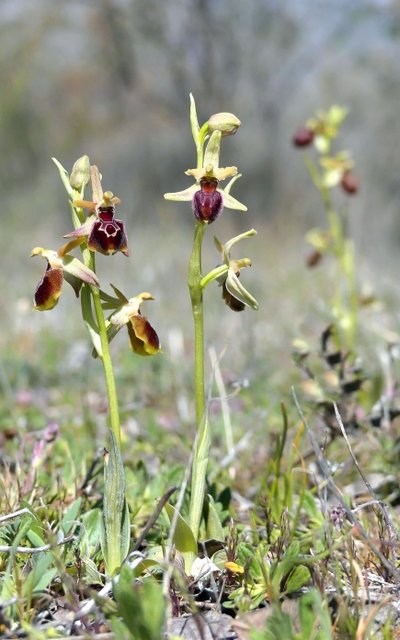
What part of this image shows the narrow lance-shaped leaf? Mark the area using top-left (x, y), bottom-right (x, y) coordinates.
top-left (164, 503), bottom-right (197, 575)
top-left (100, 430), bottom-right (130, 576)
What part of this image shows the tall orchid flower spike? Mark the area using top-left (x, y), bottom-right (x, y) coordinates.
top-left (210, 229), bottom-right (259, 312)
top-left (31, 238), bottom-right (99, 311)
top-left (164, 130), bottom-right (247, 223)
top-left (65, 165), bottom-right (130, 256)
top-left (110, 292), bottom-right (162, 356)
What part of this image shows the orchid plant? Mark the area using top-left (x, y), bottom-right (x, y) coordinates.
top-left (293, 106), bottom-right (360, 351)
top-left (31, 95), bottom-right (257, 582)
top-left (164, 95), bottom-right (258, 569)
top-left (31, 158), bottom-right (161, 577)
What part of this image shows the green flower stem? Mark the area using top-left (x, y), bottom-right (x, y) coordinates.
top-left (321, 185), bottom-right (358, 350)
top-left (81, 249), bottom-right (125, 575)
top-left (91, 284), bottom-right (121, 448)
top-left (188, 221), bottom-right (207, 426)
top-left (78, 235), bottom-right (121, 449)
top-left (304, 154), bottom-right (358, 350)
top-left (188, 220), bottom-right (209, 538)
top-left (84, 249), bottom-right (121, 449)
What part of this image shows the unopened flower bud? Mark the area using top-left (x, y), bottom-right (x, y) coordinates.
top-left (70, 155), bottom-right (91, 190)
top-left (341, 171), bottom-right (359, 195)
top-left (293, 127), bottom-right (314, 147)
top-left (208, 112), bottom-right (241, 137)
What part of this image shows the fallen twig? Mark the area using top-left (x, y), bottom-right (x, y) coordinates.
top-left (0, 533), bottom-right (75, 554)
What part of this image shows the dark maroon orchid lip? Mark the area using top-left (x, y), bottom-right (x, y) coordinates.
top-left (88, 218), bottom-right (130, 257)
top-left (192, 178), bottom-right (223, 224)
top-left (64, 203), bottom-right (130, 257)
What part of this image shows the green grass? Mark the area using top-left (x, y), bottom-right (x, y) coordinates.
top-left (1, 227), bottom-right (400, 639)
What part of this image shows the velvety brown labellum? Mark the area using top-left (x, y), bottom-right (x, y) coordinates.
top-left (88, 206), bottom-right (130, 256)
top-left (306, 249), bottom-right (323, 268)
top-left (34, 265), bottom-right (63, 310)
top-left (128, 314), bottom-right (161, 355)
top-left (222, 281), bottom-right (245, 312)
top-left (293, 127), bottom-right (314, 147)
top-left (192, 178), bottom-right (223, 224)
top-left (341, 172), bottom-right (359, 195)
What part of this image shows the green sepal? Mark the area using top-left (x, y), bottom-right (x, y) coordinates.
top-left (164, 183), bottom-right (197, 202)
top-left (189, 93), bottom-right (201, 146)
top-left (198, 122), bottom-right (210, 152)
top-left (222, 229), bottom-right (257, 256)
top-left (222, 190), bottom-right (247, 211)
top-left (81, 283), bottom-right (102, 358)
top-left (204, 130), bottom-right (221, 170)
top-left (62, 255), bottom-right (99, 287)
top-left (62, 271), bottom-right (83, 297)
top-left (225, 268), bottom-right (259, 311)
top-left (99, 290), bottom-right (121, 306)
top-left (110, 283), bottom-right (129, 304)
top-left (224, 173), bottom-right (241, 196)
top-left (52, 157), bottom-right (77, 200)
top-left (200, 264), bottom-right (228, 290)
top-left (99, 284), bottom-right (128, 311)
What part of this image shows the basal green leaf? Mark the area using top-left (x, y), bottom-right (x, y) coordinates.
top-left (164, 503), bottom-right (197, 574)
top-left (61, 497), bottom-right (82, 536)
top-left (285, 565), bottom-right (311, 594)
top-left (23, 554), bottom-right (56, 596)
top-left (112, 566), bottom-right (165, 640)
top-left (205, 495), bottom-right (224, 541)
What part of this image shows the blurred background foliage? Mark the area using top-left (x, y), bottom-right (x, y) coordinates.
top-left (3, 0), bottom-right (400, 410)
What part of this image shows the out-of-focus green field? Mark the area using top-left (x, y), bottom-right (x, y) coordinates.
top-left (2, 203), bottom-right (398, 485)
top-left (2, 180), bottom-right (400, 638)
